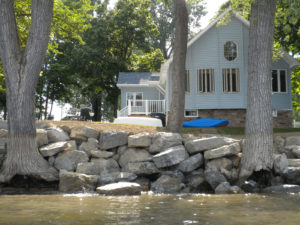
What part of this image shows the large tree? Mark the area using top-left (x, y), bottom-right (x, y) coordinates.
top-left (0, 0), bottom-right (57, 182)
top-left (167, 0), bottom-right (188, 132)
top-left (240, 0), bottom-right (277, 178)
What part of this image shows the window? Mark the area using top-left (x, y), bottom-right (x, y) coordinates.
top-left (185, 70), bottom-right (190, 93)
top-left (224, 41), bottom-right (237, 61)
top-left (222, 68), bottom-right (240, 92)
top-left (272, 70), bottom-right (287, 93)
top-left (185, 110), bottom-right (198, 117)
top-left (197, 69), bottom-right (215, 93)
top-left (126, 92), bottom-right (143, 106)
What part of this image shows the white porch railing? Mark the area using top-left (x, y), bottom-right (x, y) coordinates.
top-left (118, 100), bottom-right (166, 117)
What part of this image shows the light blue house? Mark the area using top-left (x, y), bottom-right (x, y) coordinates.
top-left (117, 10), bottom-right (300, 127)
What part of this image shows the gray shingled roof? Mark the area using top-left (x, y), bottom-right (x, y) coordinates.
top-left (117, 72), bottom-right (160, 85)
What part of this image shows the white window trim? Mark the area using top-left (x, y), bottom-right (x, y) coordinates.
top-left (272, 69), bottom-right (288, 94)
top-left (126, 92), bottom-right (143, 106)
top-left (185, 70), bottom-right (191, 94)
top-left (224, 41), bottom-right (238, 62)
top-left (184, 110), bottom-right (198, 117)
top-left (222, 68), bottom-right (240, 93)
top-left (197, 68), bottom-right (215, 93)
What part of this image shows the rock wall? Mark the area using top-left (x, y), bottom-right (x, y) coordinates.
top-left (0, 123), bottom-right (300, 195)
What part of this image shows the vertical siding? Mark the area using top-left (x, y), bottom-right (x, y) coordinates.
top-left (120, 86), bottom-right (160, 109)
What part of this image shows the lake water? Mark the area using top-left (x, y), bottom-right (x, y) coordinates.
top-left (1, 193), bottom-right (300, 225)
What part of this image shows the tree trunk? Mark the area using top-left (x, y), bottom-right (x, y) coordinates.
top-left (44, 83), bottom-right (50, 120)
top-left (0, 0), bottom-right (58, 182)
top-left (240, 0), bottom-right (277, 179)
top-left (167, 0), bottom-right (188, 133)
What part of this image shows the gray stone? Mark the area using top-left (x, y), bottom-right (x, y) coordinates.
top-left (186, 175), bottom-right (205, 190)
top-left (284, 167), bottom-right (300, 184)
top-left (288, 159), bottom-right (300, 167)
top-left (178, 153), bottom-right (203, 172)
top-left (271, 176), bottom-right (284, 186)
top-left (204, 143), bottom-right (241, 160)
top-left (59, 125), bottom-right (71, 134)
top-left (47, 128), bottom-right (70, 143)
top-left (262, 184), bottom-right (300, 194)
top-left (96, 182), bottom-right (142, 195)
top-left (54, 150), bottom-right (89, 171)
top-left (36, 121), bottom-right (55, 129)
top-left (39, 141), bottom-right (68, 157)
top-left (117, 145), bottom-right (128, 156)
top-left (215, 182), bottom-right (243, 194)
top-left (122, 162), bottom-right (159, 175)
top-left (286, 136), bottom-right (300, 146)
top-left (90, 150), bottom-right (114, 159)
top-left (149, 132), bottom-right (183, 153)
top-left (70, 126), bottom-right (99, 141)
top-left (273, 154), bottom-right (288, 174)
top-left (128, 132), bottom-right (152, 147)
top-left (240, 180), bottom-right (259, 193)
top-left (152, 145), bottom-right (189, 168)
top-left (185, 137), bottom-right (238, 154)
top-left (278, 145), bottom-right (295, 159)
top-left (204, 169), bottom-right (227, 190)
top-left (274, 136), bottom-right (285, 154)
top-left (118, 148), bottom-right (152, 168)
top-left (160, 170), bottom-right (185, 182)
top-left (59, 170), bottom-right (98, 192)
top-left (99, 171), bottom-right (137, 185)
top-left (206, 157), bottom-right (233, 171)
top-left (77, 158), bottom-right (120, 175)
top-left (0, 129), bottom-right (7, 138)
top-left (36, 129), bottom-right (48, 147)
top-left (48, 156), bottom-right (55, 166)
top-left (151, 175), bottom-right (183, 193)
top-left (134, 177), bottom-right (150, 191)
top-left (292, 146), bottom-right (300, 158)
top-left (79, 138), bottom-right (99, 155)
top-left (99, 131), bottom-right (128, 150)
top-left (66, 140), bottom-right (77, 151)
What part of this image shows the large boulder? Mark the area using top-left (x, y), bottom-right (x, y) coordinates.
top-left (215, 182), bottom-right (243, 194)
top-left (76, 158), bottom-right (120, 175)
top-left (99, 131), bottom-right (128, 150)
top-left (47, 128), bottom-right (70, 143)
top-left (70, 126), bottom-right (99, 142)
top-left (66, 140), bottom-right (77, 151)
top-left (59, 170), bottom-right (98, 192)
top-left (118, 148), bottom-right (152, 168)
top-left (151, 175), bottom-right (183, 193)
top-left (128, 133), bottom-right (152, 148)
top-left (292, 146), bottom-right (300, 158)
top-left (185, 137), bottom-right (237, 154)
top-left (36, 129), bottom-right (48, 147)
top-left (273, 154), bottom-right (288, 174)
top-left (204, 143), bottom-right (241, 160)
top-left (185, 171), bottom-right (206, 191)
top-left (54, 150), bottom-right (89, 171)
top-left (149, 132), bottom-right (182, 153)
top-left (79, 138), bottom-right (99, 155)
top-left (204, 169), bottom-right (227, 190)
top-left (122, 162), bottom-right (160, 175)
top-left (39, 141), bottom-right (68, 157)
top-left (178, 153), bottom-right (203, 173)
top-left (288, 159), bottom-right (300, 167)
top-left (36, 121), bottom-right (55, 129)
top-left (96, 182), bottom-right (142, 195)
top-left (283, 167), bottom-right (300, 184)
top-left (285, 136), bottom-right (300, 146)
top-left (152, 145), bottom-right (189, 168)
top-left (262, 184), bottom-right (300, 194)
top-left (206, 157), bottom-right (233, 171)
top-left (99, 171), bottom-right (137, 185)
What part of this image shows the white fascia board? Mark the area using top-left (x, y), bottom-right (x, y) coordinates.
top-left (117, 84), bottom-right (149, 88)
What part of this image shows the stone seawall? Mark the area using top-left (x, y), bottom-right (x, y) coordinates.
top-left (0, 122), bottom-right (300, 195)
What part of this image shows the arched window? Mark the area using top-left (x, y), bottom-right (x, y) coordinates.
top-left (224, 41), bottom-right (237, 61)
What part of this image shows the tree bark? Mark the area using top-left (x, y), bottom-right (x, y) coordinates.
top-left (240, 0), bottom-right (277, 179)
top-left (0, 0), bottom-right (58, 182)
top-left (167, 0), bottom-right (188, 133)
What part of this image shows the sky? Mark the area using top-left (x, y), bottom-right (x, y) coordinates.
top-left (52, 0), bottom-right (228, 120)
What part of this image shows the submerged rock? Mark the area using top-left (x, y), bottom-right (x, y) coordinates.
top-left (215, 182), bottom-right (243, 194)
top-left (151, 175), bottom-right (183, 194)
top-left (96, 182), bottom-right (142, 195)
top-left (262, 184), bottom-right (300, 194)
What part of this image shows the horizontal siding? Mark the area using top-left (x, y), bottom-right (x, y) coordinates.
top-left (120, 87), bottom-right (160, 109)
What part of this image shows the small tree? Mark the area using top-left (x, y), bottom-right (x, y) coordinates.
top-left (0, 0), bottom-right (57, 182)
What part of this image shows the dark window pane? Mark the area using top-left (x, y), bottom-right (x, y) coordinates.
top-left (224, 41), bottom-right (237, 61)
top-left (232, 69), bottom-right (237, 92)
top-left (280, 70), bottom-right (286, 92)
top-left (272, 70), bottom-right (278, 92)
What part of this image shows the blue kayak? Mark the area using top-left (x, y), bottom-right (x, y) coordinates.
top-left (182, 118), bottom-right (229, 128)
